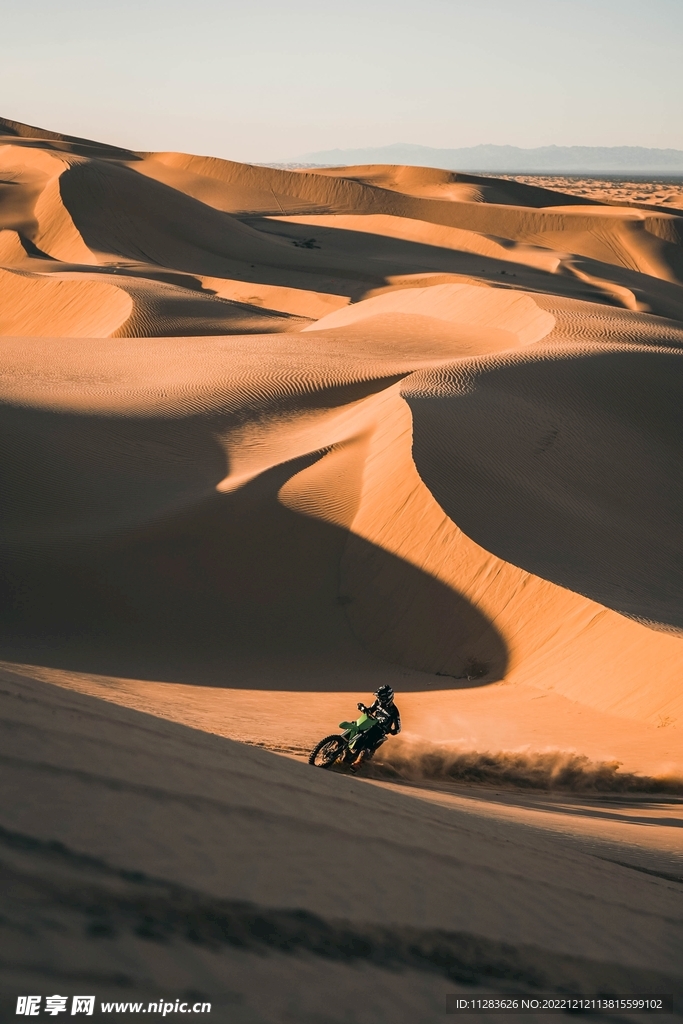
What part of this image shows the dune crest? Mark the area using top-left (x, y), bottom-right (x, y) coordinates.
top-left (306, 282), bottom-right (556, 346)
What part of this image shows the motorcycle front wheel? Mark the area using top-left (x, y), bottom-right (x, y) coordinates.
top-left (308, 735), bottom-right (347, 768)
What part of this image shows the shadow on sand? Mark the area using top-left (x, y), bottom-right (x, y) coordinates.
top-left (0, 405), bottom-right (507, 690)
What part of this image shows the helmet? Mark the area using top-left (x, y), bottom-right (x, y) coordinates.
top-left (374, 685), bottom-right (394, 706)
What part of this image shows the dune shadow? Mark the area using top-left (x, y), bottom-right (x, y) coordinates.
top-left (242, 217), bottom-right (683, 317)
top-left (241, 217), bottom-right (616, 302)
top-left (0, 404), bottom-right (507, 690)
top-left (406, 347), bottom-right (683, 631)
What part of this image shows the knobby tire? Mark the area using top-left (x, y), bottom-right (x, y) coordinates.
top-left (309, 735), bottom-right (347, 768)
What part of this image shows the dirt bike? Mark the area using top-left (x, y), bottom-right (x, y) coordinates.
top-left (308, 711), bottom-right (385, 770)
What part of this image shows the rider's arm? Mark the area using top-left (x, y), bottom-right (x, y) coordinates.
top-left (359, 699), bottom-right (379, 715)
top-left (389, 707), bottom-right (401, 735)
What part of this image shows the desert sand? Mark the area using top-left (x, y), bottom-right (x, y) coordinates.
top-left (0, 116), bottom-right (682, 1020)
top-left (501, 175), bottom-right (683, 211)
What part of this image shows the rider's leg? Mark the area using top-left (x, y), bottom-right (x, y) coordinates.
top-left (349, 748), bottom-right (369, 772)
top-left (349, 725), bottom-right (382, 770)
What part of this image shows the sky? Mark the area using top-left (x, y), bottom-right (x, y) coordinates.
top-left (2, 0), bottom-right (682, 162)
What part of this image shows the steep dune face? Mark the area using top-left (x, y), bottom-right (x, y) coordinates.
top-left (406, 346), bottom-right (683, 627)
top-left (0, 118), bottom-right (682, 759)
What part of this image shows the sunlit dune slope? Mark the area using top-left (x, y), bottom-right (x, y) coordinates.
top-left (0, 115), bottom-right (682, 768)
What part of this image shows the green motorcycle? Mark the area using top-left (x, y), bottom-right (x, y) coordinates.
top-left (308, 711), bottom-right (385, 770)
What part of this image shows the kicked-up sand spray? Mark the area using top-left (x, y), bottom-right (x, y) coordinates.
top-left (373, 736), bottom-right (683, 793)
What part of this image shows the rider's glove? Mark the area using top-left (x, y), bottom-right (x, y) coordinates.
top-left (357, 702), bottom-right (365, 711)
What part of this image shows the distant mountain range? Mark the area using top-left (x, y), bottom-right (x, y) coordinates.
top-left (290, 144), bottom-right (683, 174)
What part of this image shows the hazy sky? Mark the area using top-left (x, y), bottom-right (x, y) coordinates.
top-left (3, 0), bottom-right (682, 162)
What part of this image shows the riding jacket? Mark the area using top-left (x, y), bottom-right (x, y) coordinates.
top-left (363, 700), bottom-right (401, 736)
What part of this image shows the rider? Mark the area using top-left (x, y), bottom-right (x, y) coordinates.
top-left (351, 685), bottom-right (401, 768)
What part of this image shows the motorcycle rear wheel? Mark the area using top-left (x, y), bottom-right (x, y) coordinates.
top-left (309, 735), bottom-right (347, 768)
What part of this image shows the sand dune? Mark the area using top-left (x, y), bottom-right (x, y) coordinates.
top-left (1, 116), bottom-right (682, 1017)
top-left (0, 266), bottom-right (132, 336)
top-left (1, 114), bottom-right (681, 745)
